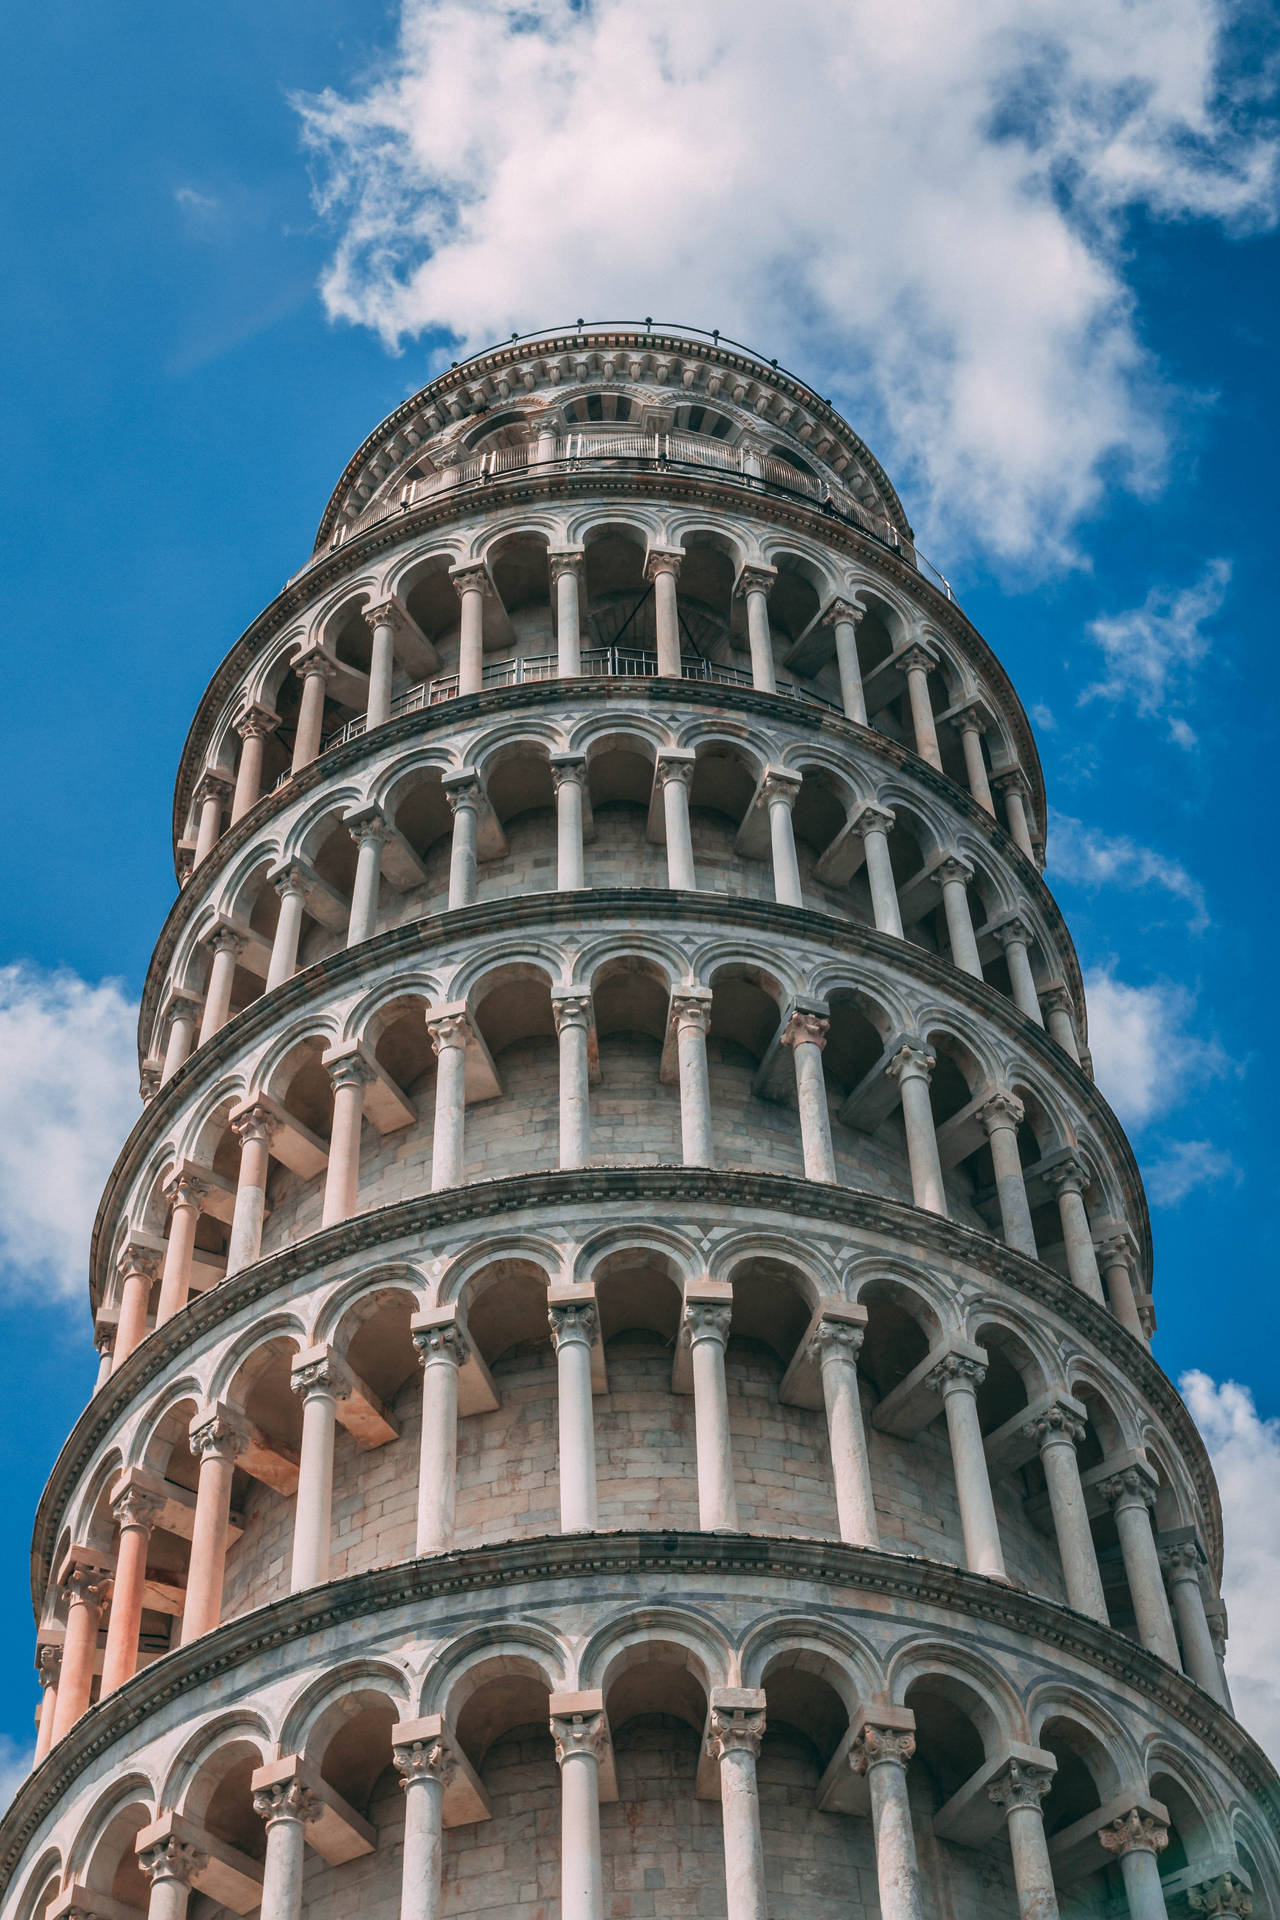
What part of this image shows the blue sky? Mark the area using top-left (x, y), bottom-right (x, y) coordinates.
top-left (1, 0), bottom-right (1277, 1773)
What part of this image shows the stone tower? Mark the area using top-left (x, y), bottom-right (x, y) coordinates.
top-left (3, 326), bottom-right (1275, 1920)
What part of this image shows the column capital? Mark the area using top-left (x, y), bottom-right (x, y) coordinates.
top-left (925, 1351), bottom-right (987, 1397)
top-left (549, 751), bottom-right (588, 790)
top-left (1094, 1230), bottom-right (1136, 1270)
top-left (551, 1702), bottom-right (612, 1766)
top-left (656, 752), bottom-right (696, 791)
top-left (670, 986), bottom-right (713, 1033)
top-left (1043, 1151), bottom-right (1089, 1197)
top-left (644, 546), bottom-right (684, 582)
top-left (193, 768), bottom-right (234, 808)
top-left (412, 1308), bottom-right (471, 1368)
top-left (806, 1309), bottom-right (866, 1364)
top-left (57, 1549), bottom-right (113, 1610)
top-left (975, 1088), bottom-right (1025, 1135)
top-left (990, 912), bottom-right (1034, 949)
top-left (137, 1836), bottom-right (209, 1888)
top-left (1040, 982), bottom-right (1075, 1017)
top-left (116, 1240), bottom-right (161, 1286)
top-left (991, 764), bottom-right (1031, 797)
top-left (849, 1714), bottom-right (916, 1774)
top-left (760, 768), bottom-right (802, 808)
top-left (681, 1289), bottom-right (733, 1349)
top-left (551, 991), bottom-right (593, 1033)
top-left (207, 925), bottom-right (247, 960)
top-left (37, 1643), bottom-right (62, 1688)
top-left (734, 562), bottom-right (777, 597)
top-left (163, 1165), bottom-right (209, 1212)
top-left (93, 1314), bottom-right (118, 1364)
top-left (270, 860), bottom-right (310, 902)
top-left (449, 561), bottom-right (494, 598)
top-left (948, 699), bottom-right (989, 735)
top-left (427, 1008), bottom-right (472, 1054)
top-left (1024, 1402), bottom-right (1087, 1451)
top-left (189, 1403), bottom-right (249, 1464)
top-left (345, 806), bottom-right (391, 850)
top-left (706, 1688), bottom-right (766, 1759)
top-left (290, 1345), bottom-right (354, 1403)
top-left (235, 702), bottom-right (281, 742)
top-left (820, 596), bottom-right (864, 629)
top-left (547, 548), bottom-right (586, 584)
top-left (442, 768), bottom-right (484, 814)
top-left (365, 596), bottom-right (410, 634)
top-left (292, 644), bottom-right (339, 684)
top-left (885, 1039), bottom-right (936, 1086)
top-left (324, 1047), bottom-right (375, 1095)
top-left (393, 1731), bottom-right (458, 1788)
top-left (850, 801), bottom-right (896, 838)
top-left (1159, 1539), bottom-right (1206, 1584)
top-left (931, 854), bottom-right (975, 889)
top-left (230, 1100), bottom-right (278, 1149)
top-left (987, 1755), bottom-right (1055, 1813)
top-left (1189, 1872), bottom-right (1254, 1913)
top-left (782, 1009), bottom-right (829, 1051)
top-left (252, 1779), bottom-right (324, 1827)
top-left (110, 1469), bottom-right (166, 1534)
top-left (1099, 1808), bottom-right (1170, 1858)
top-left (548, 1293), bottom-right (598, 1351)
top-left (897, 641), bottom-right (938, 675)
top-left (1099, 1461), bottom-right (1159, 1513)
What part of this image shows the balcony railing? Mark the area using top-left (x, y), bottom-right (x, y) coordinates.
top-left (327, 428), bottom-right (955, 605)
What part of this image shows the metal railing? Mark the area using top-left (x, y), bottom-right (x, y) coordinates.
top-left (329, 427), bottom-right (955, 605)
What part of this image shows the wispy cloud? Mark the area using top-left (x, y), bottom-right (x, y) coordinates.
top-left (1145, 1137), bottom-right (1241, 1205)
top-left (293, 0), bottom-right (1277, 564)
top-left (0, 1736), bottom-right (32, 1816)
top-left (1083, 968), bottom-right (1227, 1128)
top-left (1047, 811), bottom-right (1209, 931)
top-left (0, 965), bottom-right (139, 1305)
top-left (1080, 557), bottom-right (1232, 741)
top-left (1181, 1372), bottom-right (1280, 1763)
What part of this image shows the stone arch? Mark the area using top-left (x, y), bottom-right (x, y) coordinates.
top-left (888, 1636), bottom-right (1028, 1750)
top-left (315, 1263), bottom-right (431, 1349)
top-left (69, 1773), bottom-right (157, 1909)
top-left (12, 1849), bottom-right (62, 1920)
top-left (281, 1658), bottom-right (412, 1762)
top-left (166, 1714), bottom-right (273, 1867)
top-left (740, 1612), bottom-right (883, 1705)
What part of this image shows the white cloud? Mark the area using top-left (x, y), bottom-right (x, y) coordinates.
top-left (294, 0), bottom-right (1277, 562)
top-left (1144, 1137), bottom-right (1240, 1205)
top-left (1181, 1372), bottom-right (1280, 1763)
top-left (0, 965), bottom-right (139, 1305)
top-left (1083, 967), bottom-right (1226, 1127)
top-left (1047, 811), bottom-right (1209, 931)
top-left (0, 1736), bottom-right (32, 1816)
top-left (1081, 558), bottom-right (1232, 732)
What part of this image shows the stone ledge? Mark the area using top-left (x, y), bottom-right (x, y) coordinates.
top-left (51, 1170), bottom-right (1206, 1614)
top-left (4, 1530), bottom-right (1274, 1894)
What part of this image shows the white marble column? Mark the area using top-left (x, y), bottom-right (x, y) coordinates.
top-left (346, 812), bottom-right (388, 946)
top-left (100, 1474), bottom-right (165, 1695)
top-left (192, 773), bottom-right (232, 867)
top-left (231, 706), bottom-right (279, 823)
top-left (322, 1053), bottom-right (371, 1228)
top-left (899, 644), bottom-right (943, 769)
top-left (1044, 1157), bottom-right (1105, 1302)
top-left (808, 1312), bottom-right (878, 1547)
top-left (428, 1012), bottom-right (469, 1189)
top-left (646, 550), bottom-right (684, 678)
top-left (850, 1718), bottom-right (927, 1920)
top-left (252, 1779), bottom-right (322, 1920)
top-left (782, 1010), bottom-right (837, 1183)
top-left (658, 755), bottom-right (697, 889)
top-left (950, 705), bottom-right (995, 814)
top-left (549, 1296), bottom-right (598, 1531)
top-left (267, 867), bottom-right (308, 990)
top-left (412, 1315), bottom-right (469, 1553)
top-left (553, 993), bottom-right (593, 1171)
top-left (289, 1348), bottom-right (352, 1591)
top-left (823, 599), bottom-right (867, 722)
top-left (706, 1692), bottom-right (768, 1920)
top-left (995, 916), bottom-right (1044, 1024)
top-left (987, 1759), bottom-right (1059, 1920)
top-left (1100, 1468), bottom-right (1180, 1667)
top-left (933, 856), bottom-right (982, 977)
top-left (226, 1103), bottom-right (277, 1275)
top-left (851, 805), bottom-right (903, 937)
top-left (199, 929), bottom-right (244, 1042)
top-left (451, 565), bottom-right (490, 696)
top-left (33, 1646), bottom-right (60, 1764)
top-left (1095, 1235), bottom-right (1147, 1342)
top-left (672, 988), bottom-right (714, 1166)
top-left (994, 770), bottom-right (1037, 861)
top-left (1041, 986), bottom-right (1082, 1064)
top-left (1160, 1543), bottom-right (1228, 1703)
top-left (365, 599), bottom-right (406, 730)
top-left (926, 1354), bottom-right (1006, 1579)
top-left (549, 552), bottom-right (584, 677)
top-left (157, 1168), bottom-right (208, 1324)
top-left (290, 651), bottom-right (336, 773)
top-left (113, 1246), bottom-right (159, 1369)
top-left (181, 1406), bottom-right (247, 1642)
top-left (738, 565), bottom-right (778, 693)
top-left (551, 1701), bottom-right (609, 1920)
top-left (887, 1043), bottom-right (946, 1214)
top-left (976, 1091), bottom-right (1037, 1258)
top-left (1026, 1407), bottom-right (1108, 1622)
top-left (551, 754), bottom-right (588, 888)
top-left (138, 1834), bottom-right (209, 1920)
top-left (763, 771), bottom-right (804, 907)
top-left (682, 1294), bottom-right (737, 1529)
top-left (1098, 1811), bottom-right (1171, 1920)
top-left (50, 1554), bottom-right (110, 1741)
top-left (444, 773), bottom-right (482, 909)
top-left (393, 1728), bottom-right (456, 1920)
top-left (162, 996), bottom-right (200, 1083)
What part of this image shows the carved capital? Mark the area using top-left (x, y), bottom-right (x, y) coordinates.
top-left (138, 1838), bottom-right (209, 1888)
top-left (444, 773), bottom-right (483, 816)
top-left (992, 914), bottom-right (1033, 949)
top-left (60, 1559), bottom-right (111, 1612)
top-left (231, 1101), bottom-right (278, 1149)
top-left (552, 1707), bottom-right (611, 1766)
top-left (671, 989), bottom-right (713, 1035)
top-left (37, 1644), bottom-right (61, 1689)
top-left (975, 1089), bottom-right (1025, 1135)
top-left (235, 703), bottom-right (280, 742)
top-left (681, 1299), bottom-right (732, 1347)
top-left (551, 993), bottom-right (593, 1034)
top-left (736, 564), bottom-right (777, 597)
top-left (1099, 1809), bottom-right (1169, 1858)
top-left (987, 1757), bottom-right (1054, 1814)
top-left (782, 1010), bottom-right (829, 1051)
top-left (925, 1352), bottom-right (987, 1396)
top-left (850, 1722), bottom-right (916, 1773)
top-left (886, 1041), bottom-right (935, 1086)
top-left (293, 648), bottom-right (338, 685)
top-left (807, 1316), bottom-right (865, 1363)
top-left (207, 927), bottom-right (246, 960)
top-left (1094, 1233), bottom-right (1134, 1272)
top-left (706, 1701), bottom-right (766, 1760)
top-left (1189, 1873), bottom-right (1254, 1914)
top-left (991, 766), bottom-right (1030, 797)
top-left (117, 1244), bottom-right (161, 1288)
top-left (450, 563), bottom-right (493, 599)
top-left (427, 1011), bottom-right (471, 1054)
top-left (820, 597), bottom-right (863, 630)
top-left (271, 862), bottom-right (309, 902)
top-left (897, 643), bottom-right (937, 675)
top-left (326, 1051), bottom-right (374, 1095)
top-left (550, 754), bottom-right (588, 792)
top-left (657, 754), bottom-right (695, 792)
top-left (549, 1298), bottom-right (597, 1350)
top-left (110, 1480), bottom-right (165, 1535)
top-left (189, 1406), bottom-right (249, 1465)
top-left (948, 701), bottom-right (987, 736)
top-left (1040, 983), bottom-right (1075, 1016)
top-left (1025, 1404), bottom-right (1086, 1451)
top-left (394, 1737), bottom-right (458, 1788)
top-left (1159, 1540), bottom-right (1205, 1584)
top-left (1099, 1467), bottom-right (1158, 1513)
top-left (194, 770), bottom-right (233, 809)
top-left (164, 1168), bottom-right (209, 1213)
top-left (347, 812), bottom-right (390, 850)
top-left (932, 855), bottom-right (975, 889)
top-left (761, 770), bottom-right (802, 809)
top-left (291, 1350), bottom-right (353, 1402)
top-left (850, 802), bottom-right (896, 838)
top-left (365, 598), bottom-right (409, 634)
top-left (252, 1781), bottom-right (324, 1827)
top-left (1043, 1153), bottom-right (1088, 1198)
top-left (413, 1319), bottom-right (470, 1368)
top-left (547, 550), bottom-right (585, 586)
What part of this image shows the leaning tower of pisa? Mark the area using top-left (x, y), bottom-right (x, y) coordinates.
top-left (3, 324), bottom-right (1275, 1920)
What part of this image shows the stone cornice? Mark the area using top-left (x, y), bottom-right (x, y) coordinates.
top-left (170, 463), bottom-right (1044, 851)
top-left (117, 888), bottom-right (1128, 1308)
top-left (59, 1170), bottom-right (1200, 1619)
top-left (3, 1530), bottom-right (1270, 1892)
top-left (151, 675), bottom-right (1067, 1061)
